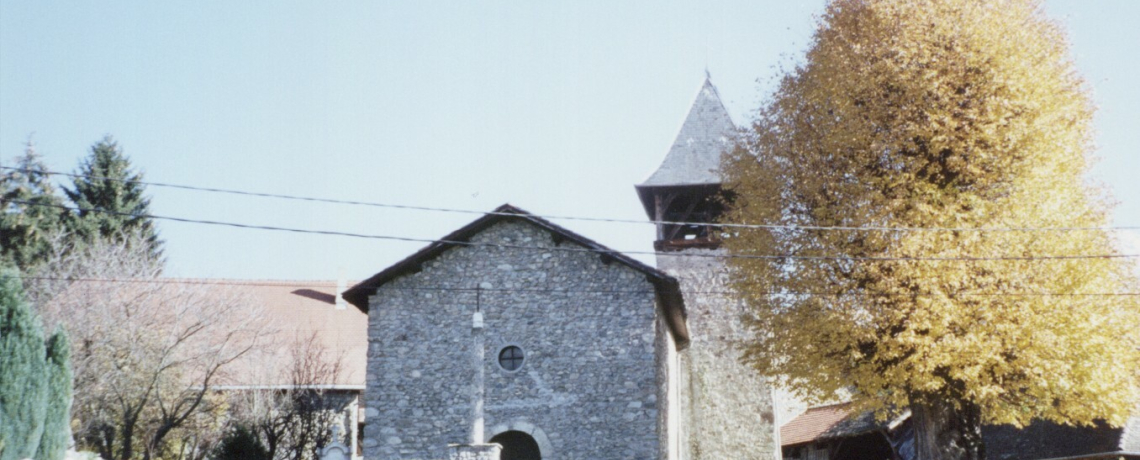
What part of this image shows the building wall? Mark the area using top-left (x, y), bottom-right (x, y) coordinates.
top-left (656, 249), bottom-right (780, 460)
top-left (362, 220), bottom-right (662, 460)
top-left (1123, 412), bottom-right (1140, 450)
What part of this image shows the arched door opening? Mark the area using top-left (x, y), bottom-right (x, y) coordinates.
top-left (489, 430), bottom-right (541, 460)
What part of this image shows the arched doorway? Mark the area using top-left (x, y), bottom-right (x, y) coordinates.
top-left (489, 430), bottom-right (541, 460)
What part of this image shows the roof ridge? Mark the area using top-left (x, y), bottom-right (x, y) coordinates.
top-left (341, 203), bottom-right (691, 349)
top-left (804, 401), bottom-right (854, 412)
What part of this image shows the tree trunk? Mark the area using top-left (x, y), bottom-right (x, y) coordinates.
top-left (911, 398), bottom-right (984, 460)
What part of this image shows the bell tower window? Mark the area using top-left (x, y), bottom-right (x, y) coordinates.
top-left (648, 185), bottom-right (728, 251)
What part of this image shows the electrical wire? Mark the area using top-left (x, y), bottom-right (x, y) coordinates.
top-left (9, 275), bottom-right (1140, 297)
top-left (6, 166), bottom-right (1138, 233)
top-left (11, 200), bottom-right (1139, 262)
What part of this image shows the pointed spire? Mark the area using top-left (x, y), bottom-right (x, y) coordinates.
top-left (640, 76), bottom-right (736, 187)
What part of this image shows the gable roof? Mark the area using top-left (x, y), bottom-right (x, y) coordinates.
top-left (780, 403), bottom-right (902, 447)
top-left (52, 278), bottom-right (368, 390)
top-left (213, 280), bottom-right (367, 389)
top-left (342, 204), bottom-right (690, 348)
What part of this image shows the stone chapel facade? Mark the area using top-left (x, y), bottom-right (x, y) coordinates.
top-left (344, 78), bottom-right (785, 460)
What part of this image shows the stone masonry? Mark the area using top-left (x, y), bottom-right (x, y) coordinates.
top-left (446, 444), bottom-right (501, 460)
top-left (362, 220), bottom-right (666, 459)
top-left (657, 250), bottom-right (779, 460)
top-left (637, 76), bottom-right (783, 460)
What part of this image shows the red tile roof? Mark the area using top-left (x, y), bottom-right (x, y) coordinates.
top-left (781, 402), bottom-right (901, 447)
top-left (214, 280), bottom-right (367, 389)
top-left (781, 403), bottom-right (856, 446)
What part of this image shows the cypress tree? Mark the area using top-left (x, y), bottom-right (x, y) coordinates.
top-left (212, 426), bottom-right (270, 460)
top-left (35, 330), bottom-right (72, 460)
top-left (0, 141), bottom-right (66, 270)
top-left (63, 136), bottom-right (163, 260)
top-left (0, 267), bottom-right (48, 460)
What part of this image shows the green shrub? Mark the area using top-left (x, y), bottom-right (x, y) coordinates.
top-left (35, 330), bottom-right (72, 460)
top-left (0, 267), bottom-right (48, 460)
top-left (212, 426), bottom-right (270, 460)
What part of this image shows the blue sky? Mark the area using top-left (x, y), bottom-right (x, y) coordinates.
top-left (1, 1), bottom-right (1137, 281)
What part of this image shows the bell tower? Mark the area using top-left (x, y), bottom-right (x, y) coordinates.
top-left (639, 76), bottom-right (781, 460)
top-left (636, 77), bottom-right (734, 251)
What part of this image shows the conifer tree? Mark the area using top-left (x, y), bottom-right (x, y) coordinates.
top-left (35, 330), bottom-right (72, 460)
top-left (0, 267), bottom-right (48, 460)
top-left (723, 0), bottom-right (1140, 458)
top-left (64, 136), bottom-right (162, 260)
top-left (212, 426), bottom-right (270, 460)
top-left (0, 140), bottom-right (66, 270)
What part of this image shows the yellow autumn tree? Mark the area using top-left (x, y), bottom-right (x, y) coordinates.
top-left (722, 0), bottom-right (1140, 458)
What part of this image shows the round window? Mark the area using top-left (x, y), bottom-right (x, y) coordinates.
top-left (498, 346), bottom-right (525, 371)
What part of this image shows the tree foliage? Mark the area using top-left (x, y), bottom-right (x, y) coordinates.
top-left (31, 233), bottom-right (269, 460)
top-left (63, 136), bottom-right (162, 260)
top-left (212, 425), bottom-right (270, 460)
top-left (36, 330), bottom-right (72, 460)
top-left (0, 267), bottom-right (71, 460)
top-left (0, 140), bottom-right (66, 271)
top-left (724, 0), bottom-right (1140, 455)
top-left (0, 267), bottom-right (48, 460)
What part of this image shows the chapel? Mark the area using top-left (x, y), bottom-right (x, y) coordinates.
top-left (342, 77), bottom-right (782, 460)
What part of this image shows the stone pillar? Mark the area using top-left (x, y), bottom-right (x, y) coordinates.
top-left (471, 310), bottom-right (485, 444)
top-left (447, 443), bottom-right (501, 460)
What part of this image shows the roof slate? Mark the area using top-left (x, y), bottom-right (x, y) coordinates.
top-left (639, 77), bottom-right (736, 188)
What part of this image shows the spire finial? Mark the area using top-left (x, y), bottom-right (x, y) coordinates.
top-left (705, 67), bottom-right (711, 82)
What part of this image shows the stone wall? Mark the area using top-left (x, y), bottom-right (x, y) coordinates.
top-left (656, 249), bottom-right (780, 460)
top-left (363, 220), bottom-right (663, 460)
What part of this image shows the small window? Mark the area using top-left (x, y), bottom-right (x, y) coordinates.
top-left (498, 346), bottom-right (525, 371)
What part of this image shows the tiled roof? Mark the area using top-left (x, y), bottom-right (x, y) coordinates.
top-left (215, 280), bottom-right (368, 388)
top-left (780, 403), bottom-right (889, 446)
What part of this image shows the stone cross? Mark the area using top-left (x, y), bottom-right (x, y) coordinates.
top-left (471, 309), bottom-right (486, 444)
top-left (441, 292), bottom-right (500, 460)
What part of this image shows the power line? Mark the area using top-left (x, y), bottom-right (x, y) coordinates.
top-left (12, 199), bottom-right (1140, 262)
top-left (7, 165), bottom-right (1138, 233)
top-left (10, 275), bottom-right (1140, 297)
